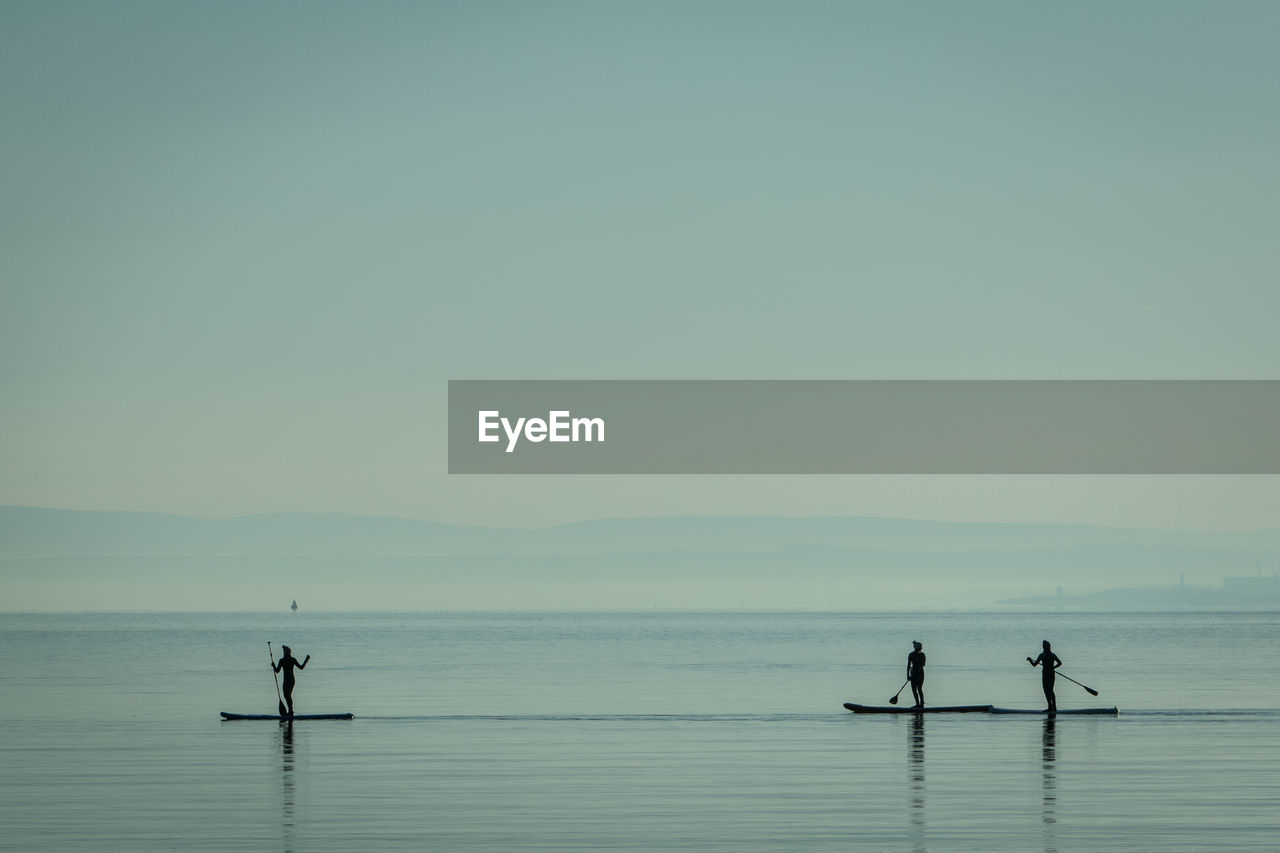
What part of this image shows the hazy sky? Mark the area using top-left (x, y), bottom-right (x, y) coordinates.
top-left (3, 1), bottom-right (1278, 529)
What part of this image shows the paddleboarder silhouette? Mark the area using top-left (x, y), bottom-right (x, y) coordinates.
top-left (273, 645), bottom-right (310, 716)
top-left (1027, 640), bottom-right (1062, 713)
top-left (907, 641), bottom-right (926, 708)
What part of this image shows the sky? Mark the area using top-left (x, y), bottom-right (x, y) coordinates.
top-left (2, 1), bottom-right (1278, 530)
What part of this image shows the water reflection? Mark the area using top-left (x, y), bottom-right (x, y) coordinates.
top-left (1042, 716), bottom-right (1057, 853)
top-left (908, 714), bottom-right (925, 852)
top-left (278, 719), bottom-right (296, 853)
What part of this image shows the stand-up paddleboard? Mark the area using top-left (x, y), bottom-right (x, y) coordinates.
top-left (843, 703), bottom-right (1119, 716)
top-left (218, 706), bottom-right (350, 712)
top-left (988, 707), bottom-right (1117, 715)
top-left (844, 703), bottom-right (993, 714)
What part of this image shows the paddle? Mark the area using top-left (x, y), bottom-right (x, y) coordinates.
top-left (1056, 671), bottom-right (1099, 697)
top-left (269, 642), bottom-right (287, 716)
top-left (888, 680), bottom-right (909, 705)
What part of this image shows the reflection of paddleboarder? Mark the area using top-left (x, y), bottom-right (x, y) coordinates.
top-left (273, 646), bottom-right (310, 716)
top-left (1027, 640), bottom-right (1062, 713)
top-left (907, 641), bottom-right (926, 708)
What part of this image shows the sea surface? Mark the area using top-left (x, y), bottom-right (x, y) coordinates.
top-left (1, 611), bottom-right (1278, 851)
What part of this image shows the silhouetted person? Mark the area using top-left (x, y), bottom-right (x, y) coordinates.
top-left (1028, 640), bottom-right (1062, 713)
top-left (273, 645), bottom-right (309, 716)
top-left (907, 641), bottom-right (926, 708)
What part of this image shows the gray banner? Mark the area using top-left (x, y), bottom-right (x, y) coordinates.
top-left (447, 380), bottom-right (1280, 474)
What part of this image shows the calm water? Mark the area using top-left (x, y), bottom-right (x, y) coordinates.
top-left (1, 611), bottom-right (1278, 851)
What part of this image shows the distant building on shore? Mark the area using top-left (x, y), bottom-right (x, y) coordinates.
top-left (1000, 572), bottom-right (1280, 609)
top-left (1222, 574), bottom-right (1280, 594)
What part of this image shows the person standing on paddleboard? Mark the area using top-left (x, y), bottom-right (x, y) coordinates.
top-left (1028, 640), bottom-right (1062, 713)
top-left (907, 641), bottom-right (926, 708)
top-left (273, 645), bottom-right (310, 716)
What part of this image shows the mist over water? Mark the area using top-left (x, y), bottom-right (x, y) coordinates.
top-left (6, 508), bottom-right (1278, 612)
top-left (5, 1), bottom-right (1279, 848)
top-left (1, 610), bottom-right (1278, 851)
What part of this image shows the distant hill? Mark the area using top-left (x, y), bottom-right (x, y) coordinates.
top-left (3, 505), bottom-right (1278, 559)
top-left (3, 506), bottom-right (1279, 611)
top-left (0, 506), bottom-right (507, 559)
